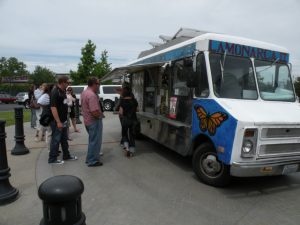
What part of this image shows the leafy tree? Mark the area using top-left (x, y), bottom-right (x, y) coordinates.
top-left (71, 40), bottom-right (96, 84)
top-left (93, 50), bottom-right (112, 80)
top-left (29, 66), bottom-right (56, 85)
top-left (0, 57), bottom-right (28, 79)
top-left (70, 40), bottom-right (112, 84)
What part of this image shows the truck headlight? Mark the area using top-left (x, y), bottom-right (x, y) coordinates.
top-left (242, 140), bottom-right (253, 153)
top-left (241, 129), bottom-right (257, 158)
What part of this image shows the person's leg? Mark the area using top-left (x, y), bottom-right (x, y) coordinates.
top-left (98, 119), bottom-right (103, 157)
top-left (119, 116), bottom-right (123, 145)
top-left (122, 124), bottom-right (129, 151)
top-left (48, 121), bottom-right (61, 163)
top-left (38, 125), bottom-right (45, 141)
top-left (61, 126), bottom-right (72, 159)
top-left (31, 108), bottom-right (37, 128)
top-left (128, 124), bottom-right (136, 153)
top-left (35, 108), bottom-right (42, 137)
top-left (71, 118), bottom-right (79, 132)
top-left (86, 121), bottom-right (101, 165)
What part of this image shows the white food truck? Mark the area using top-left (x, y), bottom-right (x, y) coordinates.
top-left (103, 28), bottom-right (300, 186)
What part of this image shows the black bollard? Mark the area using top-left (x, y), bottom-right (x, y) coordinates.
top-left (11, 107), bottom-right (29, 155)
top-left (75, 99), bottom-right (82, 124)
top-left (0, 120), bottom-right (19, 205)
top-left (38, 175), bottom-right (86, 225)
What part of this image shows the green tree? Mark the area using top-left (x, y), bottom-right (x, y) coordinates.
top-left (93, 50), bottom-right (112, 80)
top-left (29, 66), bottom-right (56, 85)
top-left (0, 57), bottom-right (28, 79)
top-left (70, 40), bottom-right (112, 84)
top-left (71, 40), bottom-right (96, 84)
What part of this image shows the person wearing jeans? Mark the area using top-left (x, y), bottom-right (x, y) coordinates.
top-left (48, 76), bottom-right (77, 164)
top-left (81, 77), bottom-right (104, 167)
top-left (85, 118), bottom-right (103, 165)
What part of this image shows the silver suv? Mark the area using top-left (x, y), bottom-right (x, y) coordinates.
top-left (16, 92), bottom-right (30, 108)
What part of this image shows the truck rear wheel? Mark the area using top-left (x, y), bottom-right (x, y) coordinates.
top-left (192, 143), bottom-right (231, 187)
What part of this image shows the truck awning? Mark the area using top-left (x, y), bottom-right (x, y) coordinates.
top-left (101, 62), bottom-right (166, 82)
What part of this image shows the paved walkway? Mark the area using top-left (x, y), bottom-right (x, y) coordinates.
top-left (0, 112), bottom-right (121, 225)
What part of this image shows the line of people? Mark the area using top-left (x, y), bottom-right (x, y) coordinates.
top-left (28, 76), bottom-right (139, 167)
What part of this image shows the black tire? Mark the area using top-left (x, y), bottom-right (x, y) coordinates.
top-left (24, 100), bottom-right (30, 109)
top-left (103, 100), bottom-right (113, 111)
top-left (192, 143), bottom-right (231, 187)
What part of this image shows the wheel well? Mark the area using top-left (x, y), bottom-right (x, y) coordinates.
top-left (191, 134), bottom-right (214, 154)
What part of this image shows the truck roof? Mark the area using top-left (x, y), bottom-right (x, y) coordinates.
top-left (102, 29), bottom-right (289, 81)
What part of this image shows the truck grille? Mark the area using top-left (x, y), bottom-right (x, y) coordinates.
top-left (261, 128), bottom-right (300, 139)
top-left (259, 143), bottom-right (300, 158)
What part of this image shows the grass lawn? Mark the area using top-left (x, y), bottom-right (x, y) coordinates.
top-left (0, 109), bottom-right (31, 126)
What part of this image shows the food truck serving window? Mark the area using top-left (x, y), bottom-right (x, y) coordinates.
top-left (210, 53), bottom-right (258, 100)
top-left (255, 60), bottom-right (295, 102)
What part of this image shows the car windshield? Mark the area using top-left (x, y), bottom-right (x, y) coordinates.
top-left (209, 53), bottom-right (258, 100)
top-left (254, 60), bottom-right (295, 102)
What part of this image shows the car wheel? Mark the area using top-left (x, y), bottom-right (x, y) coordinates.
top-left (103, 100), bottom-right (113, 111)
top-left (24, 100), bottom-right (30, 109)
top-left (192, 143), bottom-right (231, 187)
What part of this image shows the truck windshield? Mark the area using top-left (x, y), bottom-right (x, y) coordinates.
top-left (254, 60), bottom-right (295, 102)
top-left (209, 53), bottom-right (258, 100)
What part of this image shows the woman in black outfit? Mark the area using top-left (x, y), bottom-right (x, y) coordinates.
top-left (119, 87), bottom-right (138, 157)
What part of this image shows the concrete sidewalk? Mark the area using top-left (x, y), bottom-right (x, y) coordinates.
top-left (0, 112), bottom-right (121, 225)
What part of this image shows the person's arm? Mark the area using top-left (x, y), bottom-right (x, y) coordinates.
top-left (51, 107), bottom-right (63, 129)
top-left (119, 106), bottom-right (124, 117)
top-left (88, 94), bottom-right (104, 119)
top-left (50, 89), bottom-right (63, 129)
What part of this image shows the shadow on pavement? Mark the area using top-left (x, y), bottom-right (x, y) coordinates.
top-left (137, 137), bottom-right (300, 196)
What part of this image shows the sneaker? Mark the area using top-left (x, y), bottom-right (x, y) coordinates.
top-left (49, 160), bottom-right (64, 164)
top-left (88, 161), bottom-right (103, 167)
top-left (63, 155), bottom-right (78, 161)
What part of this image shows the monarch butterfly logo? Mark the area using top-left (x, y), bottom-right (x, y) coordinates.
top-left (194, 104), bottom-right (228, 136)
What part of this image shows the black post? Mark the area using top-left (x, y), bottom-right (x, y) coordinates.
top-left (0, 120), bottom-right (19, 205)
top-left (75, 99), bottom-right (82, 124)
top-left (38, 175), bottom-right (86, 225)
top-left (11, 107), bottom-right (29, 155)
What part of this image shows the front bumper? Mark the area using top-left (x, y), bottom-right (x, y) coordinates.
top-left (230, 158), bottom-right (300, 177)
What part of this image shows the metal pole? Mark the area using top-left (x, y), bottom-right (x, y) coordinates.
top-left (11, 107), bottom-right (29, 155)
top-left (38, 175), bottom-right (86, 225)
top-left (0, 120), bottom-right (19, 205)
top-left (75, 99), bottom-right (82, 124)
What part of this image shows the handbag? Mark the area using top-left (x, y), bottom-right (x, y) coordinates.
top-left (30, 98), bottom-right (40, 109)
top-left (39, 106), bottom-right (53, 126)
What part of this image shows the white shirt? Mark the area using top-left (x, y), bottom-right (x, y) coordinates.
top-left (37, 93), bottom-right (50, 106)
top-left (34, 88), bottom-right (43, 100)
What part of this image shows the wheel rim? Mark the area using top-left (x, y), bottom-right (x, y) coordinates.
top-left (200, 152), bottom-right (224, 178)
top-left (104, 102), bottom-right (111, 110)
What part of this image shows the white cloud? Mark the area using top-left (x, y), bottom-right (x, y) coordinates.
top-left (0, 0), bottom-right (300, 74)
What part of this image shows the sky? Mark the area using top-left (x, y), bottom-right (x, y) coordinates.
top-left (1, 0), bottom-right (300, 76)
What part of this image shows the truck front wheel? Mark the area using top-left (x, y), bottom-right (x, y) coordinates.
top-left (192, 143), bottom-right (231, 187)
